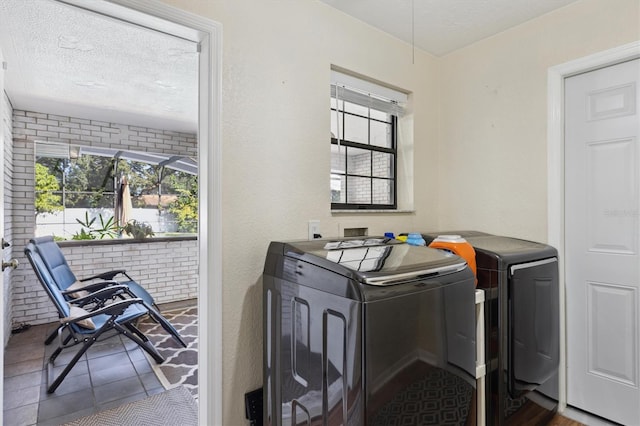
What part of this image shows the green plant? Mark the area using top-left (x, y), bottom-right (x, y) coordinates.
top-left (35, 163), bottom-right (63, 216)
top-left (72, 212), bottom-right (120, 240)
top-left (72, 228), bottom-right (96, 240)
top-left (94, 215), bottom-right (119, 239)
top-left (167, 187), bottom-right (198, 233)
top-left (123, 220), bottom-right (155, 240)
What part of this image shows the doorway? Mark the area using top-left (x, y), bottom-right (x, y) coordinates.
top-left (0, 0), bottom-right (222, 424)
top-left (548, 41), bottom-right (640, 425)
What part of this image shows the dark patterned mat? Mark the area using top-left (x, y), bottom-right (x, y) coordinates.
top-left (63, 385), bottom-right (197, 426)
top-left (372, 367), bottom-right (473, 426)
top-left (138, 306), bottom-right (198, 399)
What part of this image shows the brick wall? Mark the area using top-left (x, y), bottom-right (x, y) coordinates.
top-left (12, 111), bottom-right (197, 157)
top-left (346, 151), bottom-right (392, 204)
top-left (347, 152), bottom-right (371, 203)
top-left (372, 152), bottom-right (392, 204)
top-left (61, 239), bottom-right (198, 303)
top-left (11, 110), bottom-right (198, 325)
top-left (2, 92), bottom-right (14, 342)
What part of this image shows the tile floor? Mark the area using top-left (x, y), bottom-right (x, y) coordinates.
top-left (3, 321), bottom-right (165, 426)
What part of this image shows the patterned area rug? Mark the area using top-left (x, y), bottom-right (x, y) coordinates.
top-left (372, 367), bottom-right (473, 425)
top-left (137, 306), bottom-right (198, 399)
top-left (63, 385), bottom-right (198, 426)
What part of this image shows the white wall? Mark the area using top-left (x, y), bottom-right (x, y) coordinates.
top-left (438, 0), bottom-right (640, 242)
top-left (150, 0), bottom-right (640, 424)
top-left (163, 0), bottom-right (440, 424)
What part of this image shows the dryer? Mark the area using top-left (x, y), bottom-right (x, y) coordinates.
top-left (423, 231), bottom-right (559, 425)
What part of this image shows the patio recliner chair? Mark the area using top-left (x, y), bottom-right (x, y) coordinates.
top-left (29, 236), bottom-right (187, 348)
top-left (31, 236), bottom-right (155, 306)
top-left (24, 242), bottom-right (166, 393)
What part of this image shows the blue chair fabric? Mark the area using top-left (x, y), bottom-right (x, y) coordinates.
top-left (29, 236), bottom-right (187, 348)
top-left (24, 242), bottom-right (165, 393)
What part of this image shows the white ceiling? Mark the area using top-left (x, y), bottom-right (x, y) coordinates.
top-left (320, 0), bottom-right (580, 56)
top-left (0, 0), bottom-right (580, 133)
top-left (0, 0), bottom-right (199, 132)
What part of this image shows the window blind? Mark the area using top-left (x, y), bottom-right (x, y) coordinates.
top-left (330, 70), bottom-right (407, 116)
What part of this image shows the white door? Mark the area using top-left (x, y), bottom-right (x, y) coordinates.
top-left (565, 58), bottom-right (640, 426)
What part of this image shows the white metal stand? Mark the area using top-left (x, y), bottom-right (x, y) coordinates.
top-left (475, 289), bottom-right (486, 426)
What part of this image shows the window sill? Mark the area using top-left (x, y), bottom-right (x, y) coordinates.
top-left (331, 209), bottom-right (415, 214)
top-left (58, 235), bottom-right (197, 248)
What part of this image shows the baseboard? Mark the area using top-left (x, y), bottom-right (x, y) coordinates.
top-left (157, 298), bottom-right (197, 311)
top-left (560, 406), bottom-right (620, 426)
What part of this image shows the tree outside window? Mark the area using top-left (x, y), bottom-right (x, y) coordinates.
top-left (35, 143), bottom-right (198, 239)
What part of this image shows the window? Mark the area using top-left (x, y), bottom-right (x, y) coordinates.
top-left (35, 142), bottom-right (198, 239)
top-left (330, 70), bottom-right (406, 210)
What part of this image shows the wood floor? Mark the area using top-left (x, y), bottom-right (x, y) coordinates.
top-left (503, 400), bottom-right (585, 426)
top-left (547, 414), bottom-right (584, 426)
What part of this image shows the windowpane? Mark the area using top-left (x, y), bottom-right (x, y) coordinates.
top-left (370, 109), bottom-right (391, 122)
top-left (34, 143), bottom-right (198, 239)
top-left (347, 147), bottom-right (371, 176)
top-left (373, 179), bottom-right (393, 205)
top-left (331, 97), bottom-right (344, 111)
top-left (347, 176), bottom-right (371, 204)
top-left (331, 174), bottom-right (345, 203)
top-left (370, 120), bottom-right (392, 148)
top-left (36, 158), bottom-right (64, 186)
top-left (372, 152), bottom-right (394, 178)
top-left (330, 75), bottom-right (399, 209)
top-left (64, 192), bottom-right (114, 209)
top-left (344, 101), bottom-right (368, 116)
top-left (66, 156), bottom-right (114, 193)
top-left (331, 144), bottom-right (346, 173)
top-left (161, 169), bottom-right (197, 195)
top-left (330, 109), bottom-right (344, 140)
top-left (35, 190), bottom-right (63, 213)
top-left (344, 114), bottom-right (368, 144)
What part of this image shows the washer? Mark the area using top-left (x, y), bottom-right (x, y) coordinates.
top-left (263, 237), bottom-right (478, 425)
top-left (423, 231), bottom-right (559, 425)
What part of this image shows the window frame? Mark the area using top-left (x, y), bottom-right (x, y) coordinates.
top-left (330, 98), bottom-right (398, 210)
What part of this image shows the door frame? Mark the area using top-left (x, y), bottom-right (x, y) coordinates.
top-left (56, 0), bottom-right (223, 424)
top-left (547, 40), bottom-right (640, 415)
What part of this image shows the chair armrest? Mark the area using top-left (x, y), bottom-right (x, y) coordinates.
top-left (69, 284), bottom-right (130, 305)
top-left (61, 280), bottom-right (120, 296)
top-left (80, 270), bottom-right (127, 282)
top-left (61, 298), bottom-right (143, 325)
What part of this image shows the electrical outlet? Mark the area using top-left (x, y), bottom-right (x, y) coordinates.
top-left (308, 220), bottom-right (320, 240)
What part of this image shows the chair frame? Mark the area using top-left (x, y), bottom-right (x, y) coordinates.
top-left (25, 243), bottom-right (166, 393)
top-left (30, 236), bottom-right (187, 348)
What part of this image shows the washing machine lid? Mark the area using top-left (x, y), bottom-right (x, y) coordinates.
top-left (463, 235), bottom-right (557, 270)
top-left (282, 238), bottom-right (467, 286)
top-left (422, 231), bottom-right (558, 270)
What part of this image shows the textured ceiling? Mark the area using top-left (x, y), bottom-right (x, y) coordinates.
top-left (319, 0), bottom-right (580, 56)
top-left (0, 1), bottom-right (580, 133)
top-left (0, 0), bottom-right (198, 132)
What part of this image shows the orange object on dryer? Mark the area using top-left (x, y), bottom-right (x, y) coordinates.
top-left (428, 235), bottom-right (477, 285)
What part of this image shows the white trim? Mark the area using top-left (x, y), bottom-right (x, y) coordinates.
top-left (56, 1), bottom-right (224, 424)
top-left (547, 40), bottom-right (640, 416)
top-left (330, 70), bottom-right (409, 104)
